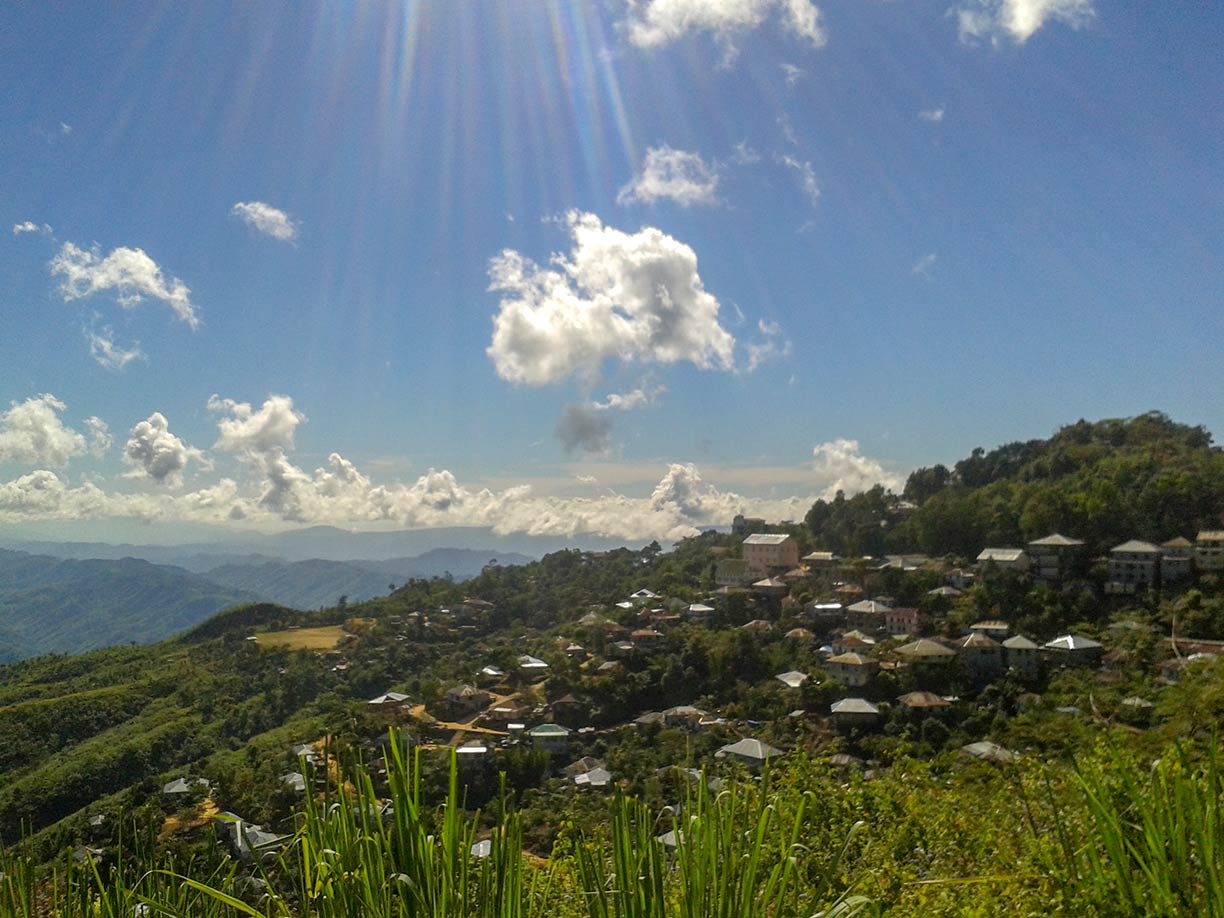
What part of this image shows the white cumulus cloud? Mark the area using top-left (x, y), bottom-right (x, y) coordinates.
top-left (0, 394), bottom-right (88, 468)
top-left (956, 0), bottom-right (1094, 44)
top-left (0, 391), bottom-right (900, 544)
top-left (486, 210), bottom-right (736, 386)
top-left (208, 394), bottom-right (305, 456)
top-left (123, 412), bottom-right (209, 486)
top-left (50, 242), bottom-right (199, 329)
top-left (0, 443), bottom-right (898, 543)
top-left (918, 107), bottom-right (945, 123)
top-left (617, 146), bottom-right (720, 207)
top-left (812, 438), bottom-right (901, 495)
top-left (231, 201), bottom-right (299, 242)
top-left (625, 0), bottom-right (827, 54)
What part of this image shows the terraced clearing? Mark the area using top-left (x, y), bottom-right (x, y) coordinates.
top-left (254, 625), bottom-right (350, 651)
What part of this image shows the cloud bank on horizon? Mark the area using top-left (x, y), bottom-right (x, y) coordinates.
top-left (0, 392), bottom-right (902, 542)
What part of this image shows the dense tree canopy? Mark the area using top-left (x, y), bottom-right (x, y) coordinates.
top-left (806, 413), bottom-right (1224, 558)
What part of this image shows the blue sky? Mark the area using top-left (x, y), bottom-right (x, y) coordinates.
top-left (1, 1), bottom-right (1221, 543)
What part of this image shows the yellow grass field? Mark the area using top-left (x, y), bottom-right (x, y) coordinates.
top-left (255, 625), bottom-right (350, 651)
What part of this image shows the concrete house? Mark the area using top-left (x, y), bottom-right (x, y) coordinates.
top-left (957, 632), bottom-right (1005, 681)
top-left (742, 533), bottom-right (800, 576)
top-left (518, 655), bottom-right (550, 675)
top-left (775, 670), bottom-right (810, 689)
top-left (716, 738), bottom-right (784, 768)
top-left (367, 692), bottom-right (410, 710)
top-left (976, 548), bottom-right (1030, 574)
top-left (825, 651), bottom-right (879, 687)
top-left (731, 514), bottom-right (767, 536)
top-left (163, 777), bottom-right (210, 796)
top-left (830, 698), bottom-right (881, 727)
top-left (1161, 537), bottom-right (1194, 582)
top-left (1002, 634), bottom-right (1041, 679)
top-left (846, 599), bottom-right (890, 632)
top-left (550, 694), bottom-right (588, 723)
top-left (832, 630), bottom-right (877, 653)
top-left (802, 550), bottom-right (841, 571)
top-left (752, 576), bottom-right (790, 597)
top-left (1027, 534), bottom-right (1086, 583)
top-left (1042, 634), bottom-right (1104, 667)
top-left (1106, 540), bottom-right (1162, 594)
top-left (885, 606), bottom-right (923, 637)
top-left (685, 603), bottom-right (715, 624)
top-left (527, 723), bottom-right (572, 754)
top-left (1196, 531), bottom-right (1224, 571)
top-left (969, 620), bottom-right (1010, 640)
top-left (895, 638), bottom-right (957, 667)
top-left (444, 684), bottom-right (490, 715)
top-left (897, 691), bottom-right (951, 713)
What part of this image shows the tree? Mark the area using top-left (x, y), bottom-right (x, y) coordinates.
top-left (904, 465), bottom-right (950, 504)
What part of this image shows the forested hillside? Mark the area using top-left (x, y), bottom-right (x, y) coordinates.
top-left (805, 412), bottom-right (1224, 557)
top-left (198, 549), bottom-right (534, 610)
top-left (0, 551), bottom-right (262, 662)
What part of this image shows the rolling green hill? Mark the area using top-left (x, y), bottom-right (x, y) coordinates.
top-left (805, 411), bottom-right (1224, 558)
top-left (0, 551), bottom-right (262, 662)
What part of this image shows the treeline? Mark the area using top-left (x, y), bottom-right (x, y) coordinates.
top-left (805, 412), bottom-right (1224, 558)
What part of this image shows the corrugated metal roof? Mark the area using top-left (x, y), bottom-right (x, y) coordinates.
top-left (977, 548), bottom-right (1026, 562)
top-left (1111, 539), bottom-right (1161, 554)
top-left (831, 698), bottom-right (880, 715)
top-left (1028, 533), bottom-right (1085, 547)
top-left (743, 533), bottom-right (792, 545)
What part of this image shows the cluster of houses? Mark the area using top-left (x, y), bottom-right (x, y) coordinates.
top-left (711, 528), bottom-right (1224, 600)
top-left (290, 524), bottom-right (1224, 784)
top-left (973, 531), bottom-right (1223, 594)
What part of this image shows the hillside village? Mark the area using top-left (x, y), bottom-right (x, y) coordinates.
top-left (134, 519), bottom-right (1224, 866)
top-left (5, 414), bottom-right (1224, 913)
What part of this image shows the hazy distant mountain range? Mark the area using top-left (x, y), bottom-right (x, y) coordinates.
top-left (0, 524), bottom-right (638, 563)
top-left (192, 549), bottom-right (533, 611)
top-left (0, 538), bottom-right (534, 662)
top-left (0, 550), bottom-right (262, 663)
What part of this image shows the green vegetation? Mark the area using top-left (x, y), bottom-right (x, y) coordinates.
top-left (0, 550), bottom-right (261, 662)
top-left (806, 412), bottom-right (1224, 557)
top-left (5, 412), bottom-right (1224, 914)
top-left (4, 732), bottom-right (1224, 915)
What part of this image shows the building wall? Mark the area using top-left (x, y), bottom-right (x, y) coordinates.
top-left (1196, 534), bottom-right (1224, 571)
top-left (1108, 551), bottom-right (1159, 591)
top-left (743, 537), bottom-right (800, 575)
top-left (827, 661), bottom-right (876, 687)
